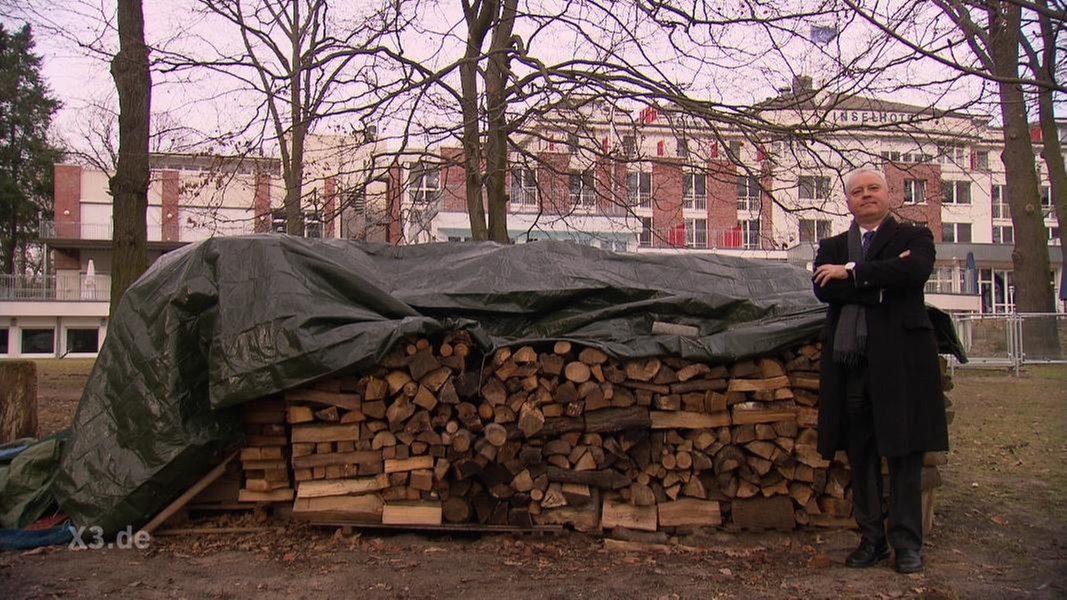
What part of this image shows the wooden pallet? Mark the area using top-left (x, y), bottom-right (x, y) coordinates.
top-left (307, 520), bottom-right (566, 537)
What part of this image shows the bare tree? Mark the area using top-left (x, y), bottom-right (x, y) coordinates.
top-left (844, 0), bottom-right (1062, 351)
top-left (188, 0), bottom-right (406, 235)
top-left (109, 0), bottom-right (151, 316)
top-left (1021, 0), bottom-right (1067, 310)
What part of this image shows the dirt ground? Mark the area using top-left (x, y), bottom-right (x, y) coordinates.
top-left (2, 360), bottom-right (1065, 599)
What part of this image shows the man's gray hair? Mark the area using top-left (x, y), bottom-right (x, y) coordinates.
top-left (842, 167), bottom-right (887, 196)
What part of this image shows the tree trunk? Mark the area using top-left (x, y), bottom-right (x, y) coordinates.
top-left (1034, 0), bottom-right (1067, 316)
top-left (0, 361), bottom-right (37, 443)
top-left (482, 0), bottom-right (517, 243)
top-left (286, 0), bottom-right (305, 236)
top-left (989, 3), bottom-right (1059, 357)
top-left (459, 1), bottom-right (493, 241)
top-left (108, 0), bottom-right (151, 317)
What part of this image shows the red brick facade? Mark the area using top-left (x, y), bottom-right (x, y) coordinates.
top-left (324, 176), bottom-right (337, 237)
top-left (706, 160), bottom-right (739, 238)
top-left (253, 171), bottom-right (272, 233)
top-left (884, 163), bottom-right (942, 237)
top-left (161, 170), bottom-right (179, 242)
top-left (651, 161), bottom-right (684, 246)
top-left (53, 164), bottom-right (81, 239)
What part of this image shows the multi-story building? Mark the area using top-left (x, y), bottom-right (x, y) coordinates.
top-left (0, 134), bottom-right (391, 358)
top-left (2, 80), bottom-right (1062, 358)
top-left (388, 78), bottom-right (1062, 316)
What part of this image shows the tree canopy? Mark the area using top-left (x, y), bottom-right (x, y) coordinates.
top-left (0, 23), bottom-right (62, 275)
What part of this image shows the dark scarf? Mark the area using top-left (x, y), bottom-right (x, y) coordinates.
top-left (832, 222), bottom-right (868, 366)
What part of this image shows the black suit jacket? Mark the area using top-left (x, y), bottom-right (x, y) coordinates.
top-left (812, 216), bottom-right (949, 458)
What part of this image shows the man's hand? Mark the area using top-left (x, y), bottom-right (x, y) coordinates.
top-left (813, 263), bottom-right (849, 287)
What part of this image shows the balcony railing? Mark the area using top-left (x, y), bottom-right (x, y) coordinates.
top-left (40, 220), bottom-right (187, 243)
top-left (637, 225), bottom-right (764, 250)
top-left (0, 273), bottom-right (111, 302)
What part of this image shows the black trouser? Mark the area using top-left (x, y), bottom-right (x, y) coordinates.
top-left (845, 365), bottom-right (924, 551)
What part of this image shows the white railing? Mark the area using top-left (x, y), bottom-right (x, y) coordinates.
top-left (0, 274), bottom-right (111, 301)
top-left (950, 312), bottom-right (1067, 375)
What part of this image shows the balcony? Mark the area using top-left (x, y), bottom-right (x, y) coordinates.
top-left (39, 220), bottom-right (197, 250)
top-left (638, 225), bottom-right (762, 250)
top-left (0, 273), bottom-right (111, 302)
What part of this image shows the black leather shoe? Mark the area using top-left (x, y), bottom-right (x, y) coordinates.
top-left (846, 538), bottom-right (890, 568)
top-left (894, 548), bottom-right (923, 574)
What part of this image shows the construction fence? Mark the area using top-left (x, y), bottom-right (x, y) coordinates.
top-left (950, 312), bottom-right (1067, 375)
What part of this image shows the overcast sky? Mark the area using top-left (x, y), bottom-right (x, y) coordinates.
top-left (5, 0), bottom-right (1010, 159)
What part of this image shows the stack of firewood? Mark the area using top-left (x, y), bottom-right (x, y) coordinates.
top-left (235, 332), bottom-right (946, 532)
top-left (238, 397), bottom-right (294, 503)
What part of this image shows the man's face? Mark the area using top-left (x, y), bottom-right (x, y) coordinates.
top-left (846, 172), bottom-right (890, 226)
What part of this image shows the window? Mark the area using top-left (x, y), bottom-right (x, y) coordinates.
top-left (926, 266), bottom-right (962, 294)
top-left (627, 171), bottom-right (652, 208)
top-left (303, 211), bottom-right (323, 238)
top-left (1040, 186), bottom-right (1055, 217)
top-left (979, 268), bottom-right (1014, 314)
top-left (567, 132), bottom-right (579, 154)
top-left (685, 218), bottom-right (708, 248)
top-left (511, 168), bottom-right (538, 208)
top-left (569, 170), bottom-right (596, 209)
top-left (975, 151), bottom-right (989, 170)
top-left (992, 225), bottom-right (1014, 244)
top-left (682, 172), bottom-right (707, 210)
top-left (676, 137), bottom-right (689, 159)
top-left (409, 164), bottom-right (440, 204)
top-left (638, 216), bottom-right (653, 247)
top-left (798, 176), bottom-right (831, 200)
top-left (799, 219), bottom-right (832, 243)
top-left (599, 239), bottom-right (628, 252)
top-left (66, 328), bottom-right (99, 354)
top-left (737, 176), bottom-right (760, 211)
top-left (942, 180), bottom-right (971, 204)
top-left (992, 185), bottom-right (1010, 219)
top-left (622, 135), bottom-right (636, 157)
top-left (0, 328), bottom-right (7, 354)
top-left (937, 145), bottom-right (965, 166)
top-left (739, 219), bottom-right (760, 249)
top-left (880, 150), bottom-right (902, 163)
top-left (941, 222), bottom-right (972, 243)
top-left (447, 235), bottom-right (472, 242)
top-left (728, 141), bottom-right (743, 160)
top-left (21, 328), bottom-right (54, 354)
top-left (903, 179), bottom-right (926, 204)
top-left (1049, 226), bottom-right (1060, 245)
top-left (271, 209), bottom-right (287, 233)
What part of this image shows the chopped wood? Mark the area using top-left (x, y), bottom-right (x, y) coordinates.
top-left (657, 499), bottom-right (722, 527)
top-left (296, 474), bottom-right (389, 499)
top-left (286, 389), bottom-right (363, 412)
top-left (650, 411), bottom-right (730, 429)
top-left (727, 376), bottom-right (791, 393)
top-left (384, 456), bottom-right (435, 473)
top-left (601, 498), bottom-right (657, 532)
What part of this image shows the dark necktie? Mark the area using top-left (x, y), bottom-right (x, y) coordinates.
top-left (862, 230), bottom-right (875, 258)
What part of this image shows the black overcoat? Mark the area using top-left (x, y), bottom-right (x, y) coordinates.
top-left (813, 216), bottom-right (949, 459)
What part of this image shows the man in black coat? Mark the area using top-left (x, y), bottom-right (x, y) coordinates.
top-left (812, 168), bottom-right (949, 574)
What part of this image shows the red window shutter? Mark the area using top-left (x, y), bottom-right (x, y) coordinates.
top-left (757, 145), bottom-right (766, 161)
top-left (657, 140), bottom-right (665, 156)
top-left (710, 143), bottom-right (719, 159)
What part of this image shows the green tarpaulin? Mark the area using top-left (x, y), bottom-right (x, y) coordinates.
top-left (38, 236), bottom-right (962, 535)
